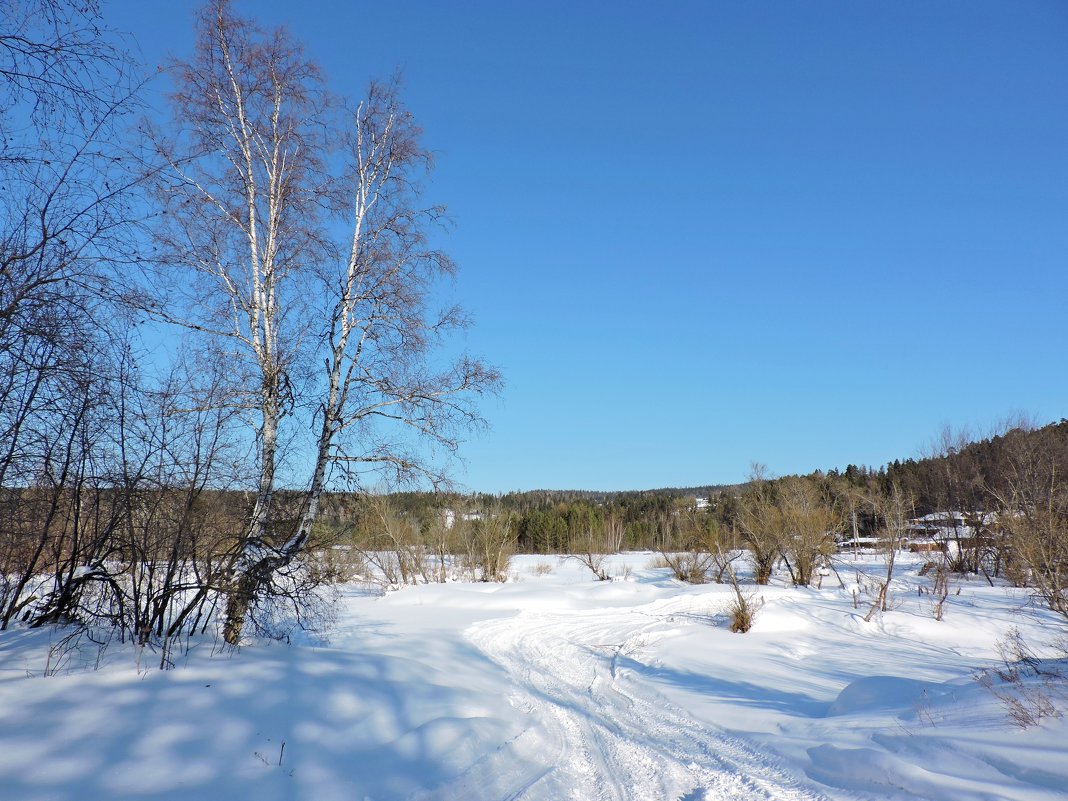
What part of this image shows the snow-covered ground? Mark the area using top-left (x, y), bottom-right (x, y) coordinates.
top-left (1, 553), bottom-right (1066, 801)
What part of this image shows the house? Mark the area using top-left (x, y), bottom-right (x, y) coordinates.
top-left (904, 511), bottom-right (998, 553)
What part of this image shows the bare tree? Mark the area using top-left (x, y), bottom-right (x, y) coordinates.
top-left (0, 0), bottom-right (146, 636)
top-left (776, 476), bottom-right (839, 587)
top-left (925, 425), bottom-right (993, 577)
top-left (863, 483), bottom-right (912, 622)
top-left (355, 493), bottom-right (436, 587)
top-left (458, 505), bottom-right (516, 583)
top-left (1, 0), bottom-right (142, 352)
top-left (1, 1), bottom-right (132, 123)
top-left (147, 1), bottom-right (498, 643)
top-left (569, 525), bottom-right (613, 581)
top-left (993, 427), bottom-right (1068, 619)
top-left (734, 464), bottom-right (780, 585)
top-left (658, 507), bottom-right (738, 584)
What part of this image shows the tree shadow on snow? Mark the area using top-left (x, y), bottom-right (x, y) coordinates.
top-left (0, 624), bottom-right (533, 801)
top-left (617, 654), bottom-right (832, 718)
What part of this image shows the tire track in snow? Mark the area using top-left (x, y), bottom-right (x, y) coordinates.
top-left (462, 598), bottom-right (829, 801)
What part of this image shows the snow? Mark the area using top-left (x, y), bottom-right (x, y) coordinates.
top-left (0, 553), bottom-right (1066, 800)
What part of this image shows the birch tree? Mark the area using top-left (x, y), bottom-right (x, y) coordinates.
top-left (149, 1), bottom-right (498, 643)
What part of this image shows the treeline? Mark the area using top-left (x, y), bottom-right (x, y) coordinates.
top-left (881, 421), bottom-right (1068, 516)
top-left (334, 489), bottom-right (718, 553)
top-left (4, 402), bottom-right (1066, 651)
top-left (321, 420), bottom-right (1068, 623)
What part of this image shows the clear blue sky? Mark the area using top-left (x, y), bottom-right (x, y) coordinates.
top-left (112, 0), bottom-right (1068, 493)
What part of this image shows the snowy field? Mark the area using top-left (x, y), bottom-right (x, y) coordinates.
top-left (0, 553), bottom-right (1066, 801)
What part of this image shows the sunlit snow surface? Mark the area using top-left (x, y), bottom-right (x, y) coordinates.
top-left (1, 553), bottom-right (1066, 800)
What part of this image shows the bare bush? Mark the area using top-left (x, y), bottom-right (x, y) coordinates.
top-left (776, 476), bottom-right (840, 587)
top-left (863, 483), bottom-right (912, 622)
top-left (309, 546), bottom-right (365, 584)
top-left (660, 551), bottom-right (715, 584)
top-left (568, 526), bottom-right (613, 581)
top-left (661, 510), bottom-right (741, 585)
top-left (0, 0), bottom-right (147, 637)
top-left (458, 507), bottom-right (515, 582)
top-left (992, 430), bottom-right (1068, 619)
top-left (351, 495), bottom-right (444, 588)
top-left (723, 560), bottom-right (762, 633)
top-left (726, 584), bottom-right (762, 633)
top-left (423, 507), bottom-right (459, 584)
top-left (976, 628), bottom-right (1066, 728)
top-left (930, 562), bottom-right (951, 621)
top-left (734, 465), bottom-right (780, 585)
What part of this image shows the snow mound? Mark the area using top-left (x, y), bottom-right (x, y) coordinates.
top-left (827, 675), bottom-right (932, 717)
top-left (807, 743), bottom-right (943, 797)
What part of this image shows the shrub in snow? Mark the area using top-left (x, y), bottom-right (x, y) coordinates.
top-left (976, 628), bottom-right (1067, 728)
top-left (727, 583), bottom-right (763, 633)
top-left (458, 507), bottom-right (516, 582)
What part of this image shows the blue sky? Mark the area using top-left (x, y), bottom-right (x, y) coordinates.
top-left (113, 1), bottom-right (1068, 492)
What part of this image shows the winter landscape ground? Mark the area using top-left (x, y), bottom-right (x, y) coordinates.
top-left (0, 552), bottom-right (1065, 801)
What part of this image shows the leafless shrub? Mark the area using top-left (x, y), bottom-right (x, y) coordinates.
top-left (930, 563), bottom-right (951, 621)
top-left (776, 476), bottom-right (841, 587)
top-left (423, 508), bottom-right (459, 584)
top-left (727, 587), bottom-right (762, 633)
top-left (976, 628), bottom-right (1066, 728)
top-left (917, 559), bottom-right (953, 620)
top-left (734, 464), bottom-right (780, 585)
top-left (724, 564), bottom-right (763, 633)
top-left (661, 510), bottom-right (741, 585)
top-left (308, 546), bottom-right (365, 584)
top-left (457, 507), bottom-right (515, 582)
top-left (863, 483), bottom-right (912, 622)
top-left (43, 626), bottom-right (88, 677)
top-left (353, 495), bottom-right (456, 588)
top-left (568, 527), bottom-right (612, 581)
top-left (991, 431), bottom-right (1068, 619)
top-left (660, 551), bottom-right (715, 584)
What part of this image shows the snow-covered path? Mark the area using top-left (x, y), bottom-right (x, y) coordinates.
top-left (462, 598), bottom-right (828, 801)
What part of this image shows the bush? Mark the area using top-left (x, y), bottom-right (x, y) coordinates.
top-left (458, 508), bottom-right (516, 582)
top-left (976, 629), bottom-right (1066, 727)
top-left (726, 583), bottom-right (763, 633)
